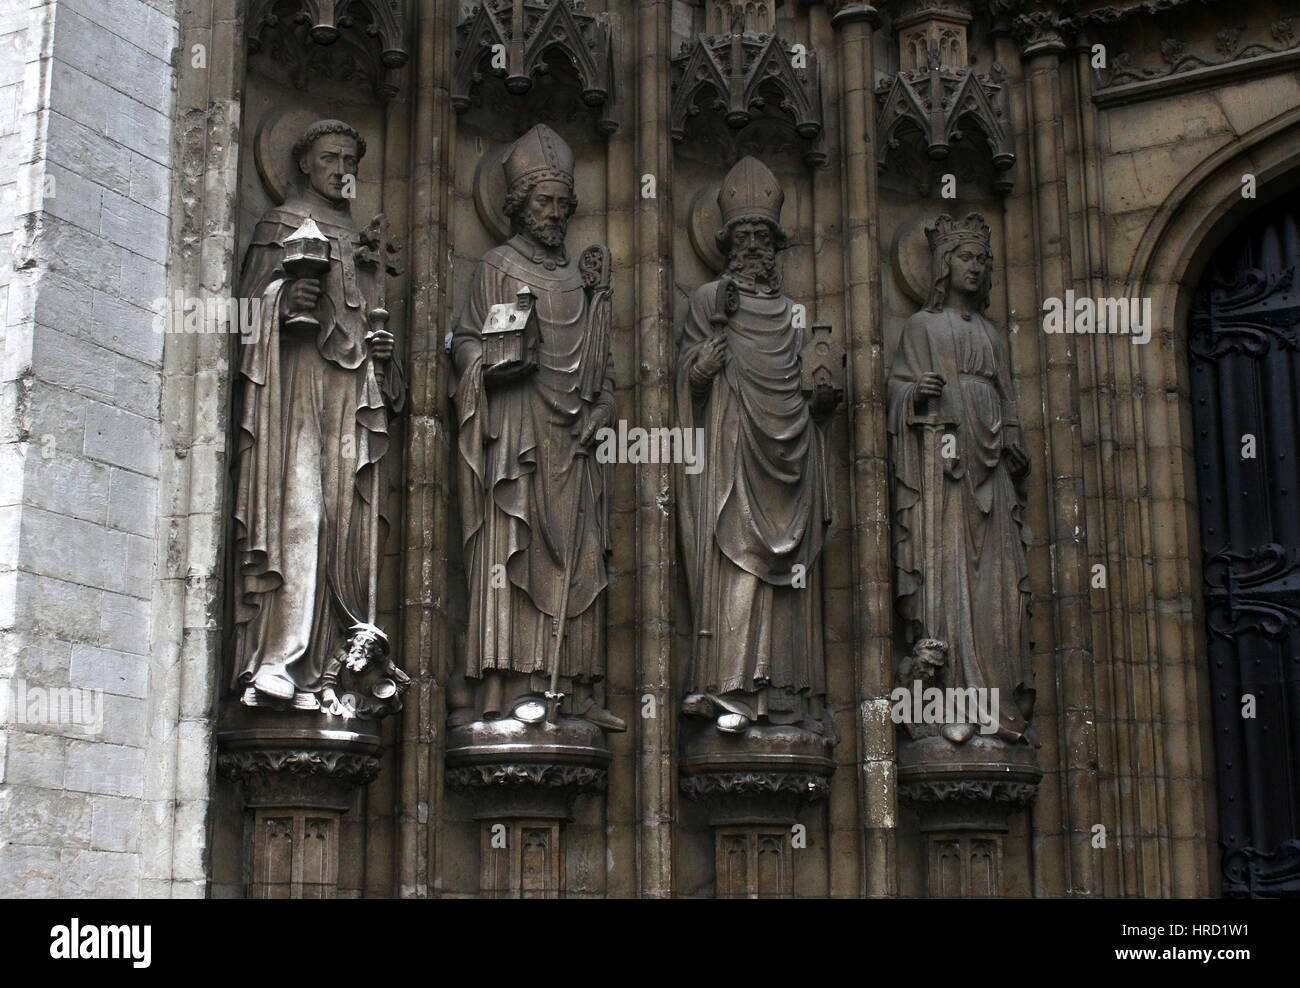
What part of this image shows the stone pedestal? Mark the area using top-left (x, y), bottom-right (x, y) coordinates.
top-left (217, 706), bottom-right (383, 899)
top-left (897, 735), bottom-right (1041, 898)
top-left (446, 717), bottom-right (610, 898)
top-left (679, 723), bottom-right (834, 898)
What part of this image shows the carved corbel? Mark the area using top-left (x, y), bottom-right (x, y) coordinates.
top-left (218, 709), bottom-right (385, 898)
top-left (996, 0), bottom-right (1076, 59)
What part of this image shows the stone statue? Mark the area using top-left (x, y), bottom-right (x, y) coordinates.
top-left (887, 212), bottom-right (1036, 745)
top-left (449, 123), bottom-right (624, 733)
top-left (676, 156), bottom-right (838, 736)
top-left (232, 118), bottom-right (406, 714)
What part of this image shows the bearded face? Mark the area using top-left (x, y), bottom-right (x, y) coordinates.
top-left (518, 178), bottom-right (574, 248)
top-left (345, 627), bottom-right (387, 672)
top-left (725, 220), bottom-right (778, 284)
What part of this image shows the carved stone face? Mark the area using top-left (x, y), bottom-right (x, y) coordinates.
top-left (345, 628), bottom-right (385, 672)
top-left (519, 178), bottom-right (574, 248)
top-left (726, 220), bottom-right (777, 283)
top-left (299, 134), bottom-right (359, 203)
top-left (946, 243), bottom-right (988, 298)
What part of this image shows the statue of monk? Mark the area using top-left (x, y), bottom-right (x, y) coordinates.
top-left (676, 156), bottom-right (838, 736)
top-left (887, 212), bottom-right (1036, 745)
top-left (232, 119), bottom-right (405, 709)
top-left (449, 124), bottom-right (624, 732)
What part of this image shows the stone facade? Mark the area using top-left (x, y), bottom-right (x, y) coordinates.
top-left (0, 0), bottom-right (1297, 898)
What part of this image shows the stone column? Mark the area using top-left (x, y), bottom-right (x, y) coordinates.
top-left (829, 1), bottom-right (897, 898)
top-left (633, 0), bottom-right (677, 899)
top-left (399, 0), bottom-right (459, 902)
top-left (1010, 0), bottom-right (1101, 897)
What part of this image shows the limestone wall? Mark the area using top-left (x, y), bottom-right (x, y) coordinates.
top-left (0, 0), bottom-right (186, 897)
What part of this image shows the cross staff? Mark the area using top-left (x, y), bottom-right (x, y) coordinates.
top-left (356, 213), bottom-right (403, 628)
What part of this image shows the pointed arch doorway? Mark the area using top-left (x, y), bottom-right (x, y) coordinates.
top-left (1190, 191), bottom-right (1300, 898)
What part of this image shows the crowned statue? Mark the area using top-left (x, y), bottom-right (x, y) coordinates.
top-left (449, 124), bottom-right (624, 733)
top-left (676, 156), bottom-right (838, 737)
top-left (887, 213), bottom-right (1037, 745)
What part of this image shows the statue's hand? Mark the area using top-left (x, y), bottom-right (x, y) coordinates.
top-left (367, 328), bottom-right (395, 363)
top-left (484, 359), bottom-right (538, 392)
top-left (913, 371), bottom-right (945, 409)
top-left (578, 403), bottom-right (613, 447)
top-left (810, 382), bottom-right (838, 421)
top-left (694, 335), bottom-right (728, 378)
top-left (281, 278), bottom-right (321, 324)
top-left (322, 688), bottom-right (345, 717)
top-left (1004, 441), bottom-right (1030, 479)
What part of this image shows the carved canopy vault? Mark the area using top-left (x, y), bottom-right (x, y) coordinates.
top-left (875, 2), bottom-right (1016, 193)
top-left (247, 0), bottom-right (410, 99)
top-left (671, 14), bottom-right (826, 165)
top-left (452, 0), bottom-right (618, 135)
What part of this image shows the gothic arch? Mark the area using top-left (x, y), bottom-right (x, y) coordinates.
top-left (1124, 106), bottom-right (1300, 332)
top-left (1116, 106), bottom-right (1300, 896)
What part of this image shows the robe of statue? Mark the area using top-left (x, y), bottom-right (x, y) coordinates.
top-left (676, 280), bottom-right (832, 725)
top-left (451, 235), bottom-right (614, 713)
top-left (232, 188), bottom-right (405, 696)
top-left (886, 306), bottom-right (1034, 738)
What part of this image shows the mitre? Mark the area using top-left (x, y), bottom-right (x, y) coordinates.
top-left (504, 123), bottom-right (575, 188)
top-left (718, 155), bottom-right (784, 227)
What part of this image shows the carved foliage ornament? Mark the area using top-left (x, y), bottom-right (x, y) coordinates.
top-left (680, 772), bottom-right (832, 801)
top-left (1078, 0), bottom-right (1224, 24)
top-left (446, 764), bottom-right (609, 792)
top-left (218, 750), bottom-right (383, 808)
top-left (218, 748), bottom-right (383, 785)
top-left (898, 779), bottom-right (1040, 806)
top-left (452, 0), bottom-right (617, 134)
top-left (1100, 18), bottom-right (1299, 88)
top-left (247, 0), bottom-right (409, 100)
top-left (986, 0), bottom-right (1076, 54)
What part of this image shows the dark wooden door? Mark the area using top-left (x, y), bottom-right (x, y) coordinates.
top-left (1190, 193), bottom-right (1300, 897)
